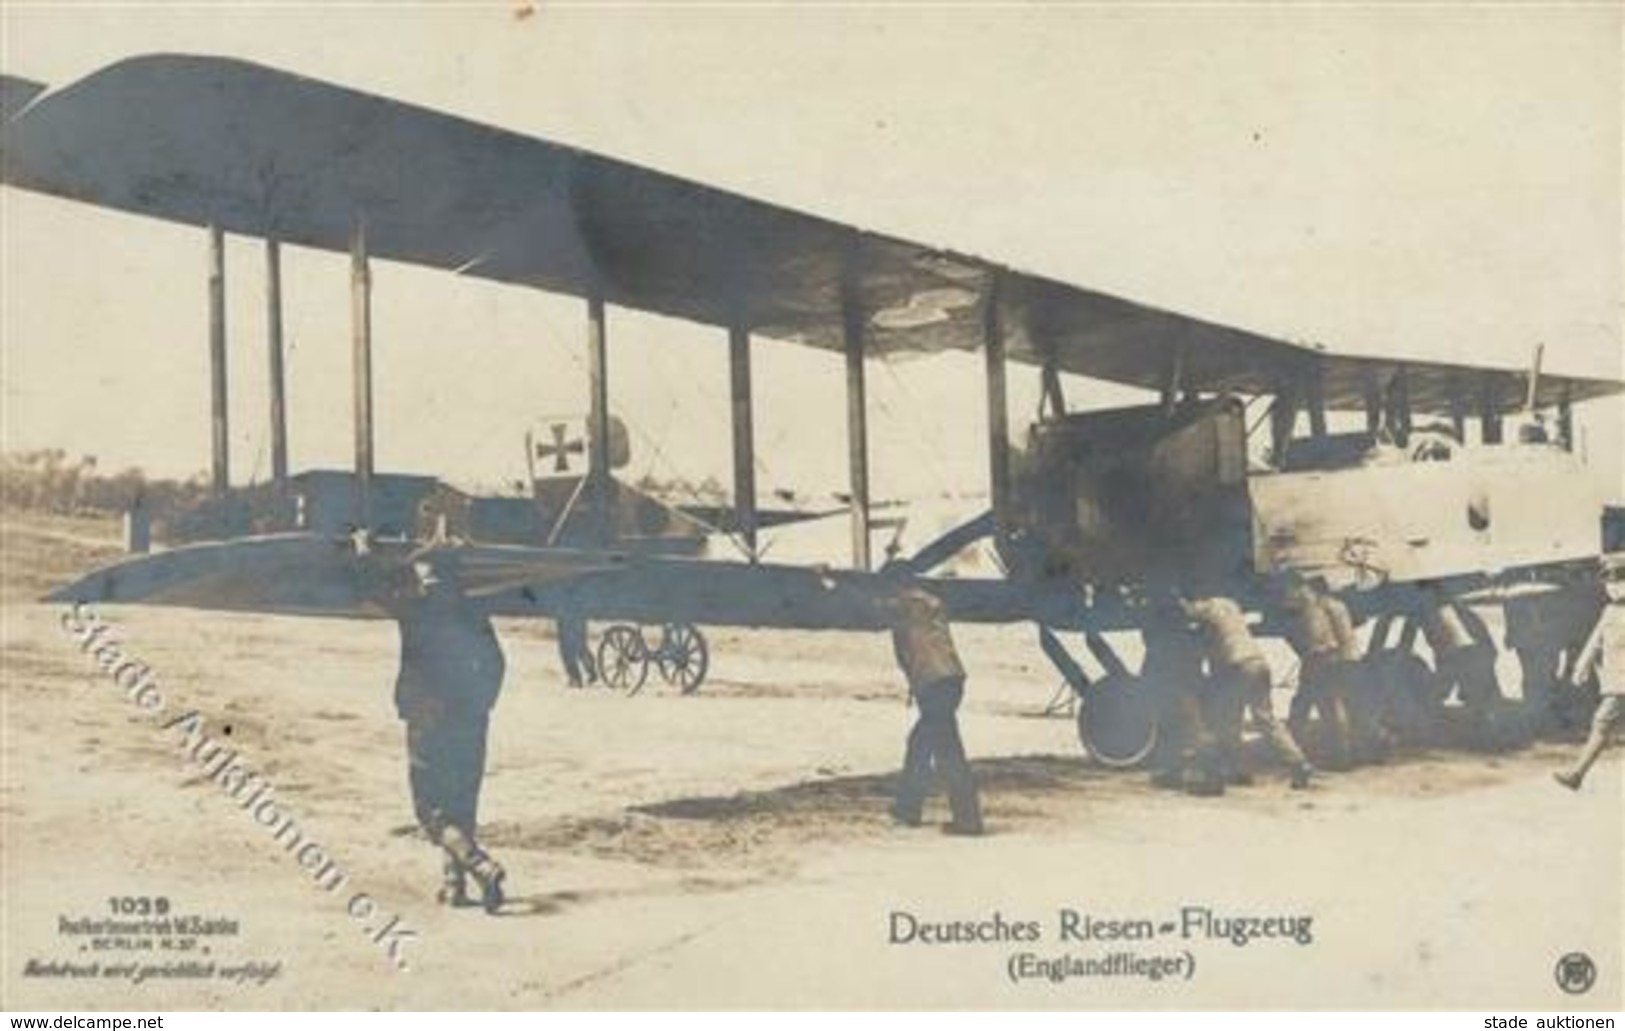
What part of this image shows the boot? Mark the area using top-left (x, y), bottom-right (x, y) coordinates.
top-left (440, 825), bottom-right (506, 915)
top-left (942, 764), bottom-right (984, 836)
top-left (436, 857), bottom-right (472, 907)
top-left (465, 850), bottom-right (507, 914)
top-left (889, 791), bottom-right (925, 827)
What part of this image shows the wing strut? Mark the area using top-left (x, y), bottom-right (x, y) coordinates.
top-left (207, 224), bottom-right (230, 494)
top-left (728, 324), bottom-right (759, 558)
top-left (350, 222), bottom-right (375, 526)
top-left (1479, 373), bottom-right (1503, 444)
top-left (586, 293), bottom-right (615, 545)
top-left (1305, 360), bottom-right (1328, 440)
top-left (983, 274), bottom-right (1011, 529)
top-left (842, 253), bottom-right (871, 571)
top-left (265, 238), bottom-right (290, 490)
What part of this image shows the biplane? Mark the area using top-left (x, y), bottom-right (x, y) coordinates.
top-left (5, 54), bottom-right (1620, 762)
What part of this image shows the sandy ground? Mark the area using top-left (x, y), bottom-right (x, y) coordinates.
top-left (1, 510), bottom-right (1620, 1010)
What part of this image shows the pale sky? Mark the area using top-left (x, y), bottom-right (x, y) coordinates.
top-left (3, 4), bottom-right (1621, 503)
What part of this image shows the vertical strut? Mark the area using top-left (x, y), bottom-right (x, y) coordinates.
top-left (841, 255), bottom-right (871, 571)
top-left (983, 274), bottom-right (1011, 528)
top-left (586, 292), bottom-right (614, 544)
top-left (728, 323), bottom-right (758, 556)
top-left (350, 222), bottom-right (374, 527)
top-left (265, 237), bottom-right (289, 490)
top-left (207, 224), bottom-right (230, 494)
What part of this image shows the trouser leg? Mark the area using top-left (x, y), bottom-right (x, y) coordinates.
top-left (1287, 681), bottom-right (1313, 742)
top-left (932, 708), bottom-right (983, 833)
top-left (1240, 661), bottom-right (1309, 771)
top-left (441, 713), bottom-right (490, 839)
top-left (407, 717), bottom-right (449, 840)
top-left (1179, 689), bottom-right (1223, 794)
top-left (1325, 691), bottom-right (1354, 769)
top-left (1561, 695), bottom-right (1622, 786)
top-left (559, 620), bottom-right (586, 686)
top-left (407, 712), bottom-right (502, 909)
top-left (893, 713), bottom-right (934, 825)
top-left (1306, 660), bottom-right (1353, 770)
top-left (904, 678), bottom-right (982, 832)
top-left (1209, 671), bottom-right (1248, 783)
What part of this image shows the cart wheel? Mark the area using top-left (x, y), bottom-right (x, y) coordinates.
top-left (656, 623), bottom-right (709, 695)
top-left (1077, 672), bottom-right (1159, 768)
top-left (597, 624), bottom-right (649, 692)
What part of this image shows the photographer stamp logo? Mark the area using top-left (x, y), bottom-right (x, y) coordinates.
top-left (1554, 952), bottom-right (1596, 996)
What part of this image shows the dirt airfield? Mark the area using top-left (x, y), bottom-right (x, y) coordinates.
top-left (1, 511), bottom-right (1620, 1010)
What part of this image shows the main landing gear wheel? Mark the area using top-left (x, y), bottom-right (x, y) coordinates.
top-left (1077, 672), bottom-right (1159, 768)
top-left (597, 623), bottom-right (650, 692)
top-left (655, 623), bottom-right (709, 695)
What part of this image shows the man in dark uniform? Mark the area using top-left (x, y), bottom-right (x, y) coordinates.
top-left (359, 544), bottom-right (509, 912)
top-left (1182, 592), bottom-right (1313, 789)
top-left (1142, 591), bottom-right (1224, 795)
top-left (882, 585), bottom-right (983, 835)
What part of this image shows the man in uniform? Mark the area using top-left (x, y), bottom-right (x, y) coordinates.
top-left (358, 542), bottom-right (509, 912)
top-left (1142, 591), bottom-right (1224, 796)
top-left (1320, 585), bottom-right (1397, 763)
top-left (1554, 554), bottom-right (1625, 790)
top-left (1276, 573), bottom-right (1357, 771)
top-left (882, 585), bottom-right (983, 834)
top-left (1182, 592), bottom-right (1313, 789)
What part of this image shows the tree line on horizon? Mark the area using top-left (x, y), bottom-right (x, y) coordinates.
top-left (0, 449), bottom-right (209, 518)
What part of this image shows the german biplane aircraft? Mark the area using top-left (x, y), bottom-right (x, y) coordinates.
top-left (5, 54), bottom-right (1621, 763)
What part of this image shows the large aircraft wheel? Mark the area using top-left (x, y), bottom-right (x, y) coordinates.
top-left (655, 623), bottom-right (709, 695)
top-left (597, 624), bottom-right (650, 692)
top-left (1077, 672), bottom-right (1159, 768)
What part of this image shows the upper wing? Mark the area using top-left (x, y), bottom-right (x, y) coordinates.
top-left (4, 54), bottom-right (1616, 413)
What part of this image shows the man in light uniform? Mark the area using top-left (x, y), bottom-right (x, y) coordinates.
top-left (1554, 554), bottom-right (1625, 790)
top-left (1320, 586), bottom-right (1398, 763)
top-left (884, 585), bottom-right (984, 834)
top-left (1277, 574), bottom-right (1356, 770)
top-left (1183, 593), bottom-right (1313, 789)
